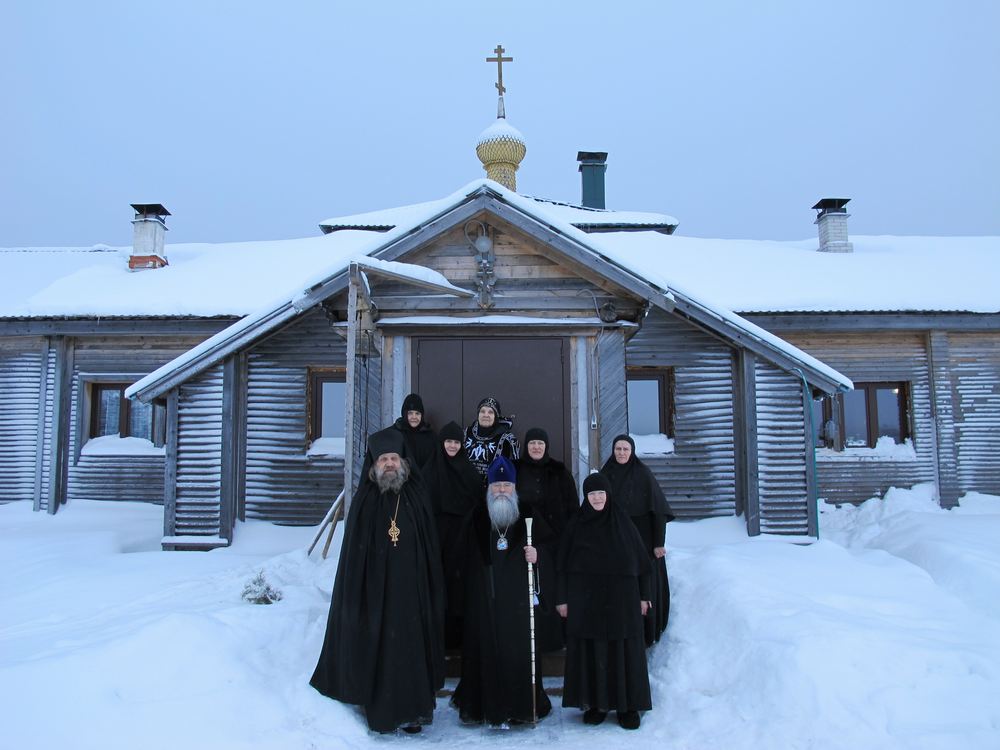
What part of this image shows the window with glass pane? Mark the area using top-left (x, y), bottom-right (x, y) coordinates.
top-left (842, 390), bottom-right (869, 448)
top-left (128, 399), bottom-right (153, 440)
top-left (310, 370), bottom-right (347, 440)
top-left (875, 387), bottom-right (903, 442)
top-left (320, 380), bottom-right (346, 438)
top-left (626, 370), bottom-right (672, 436)
top-left (89, 382), bottom-right (158, 442)
top-left (830, 382), bottom-right (909, 450)
top-left (93, 385), bottom-right (123, 437)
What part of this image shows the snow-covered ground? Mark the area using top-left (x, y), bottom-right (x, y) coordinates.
top-left (1, 486), bottom-right (998, 750)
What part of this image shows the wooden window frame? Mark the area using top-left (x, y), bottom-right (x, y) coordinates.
top-left (86, 380), bottom-right (165, 445)
top-left (308, 367), bottom-right (347, 442)
top-left (817, 381), bottom-right (910, 450)
top-left (626, 367), bottom-right (675, 438)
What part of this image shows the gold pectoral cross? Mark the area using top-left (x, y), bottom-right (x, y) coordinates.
top-left (388, 518), bottom-right (400, 547)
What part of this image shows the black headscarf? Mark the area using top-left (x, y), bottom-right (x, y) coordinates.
top-left (560, 473), bottom-right (649, 578)
top-left (600, 434), bottom-right (674, 521)
top-left (522, 427), bottom-right (550, 465)
top-left (423, 421), bottom-right (482, 516)
top-left (472, 396), bottom-right (505, 438)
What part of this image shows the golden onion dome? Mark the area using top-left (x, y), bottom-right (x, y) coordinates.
top-left (475, 117), bottom-right (526, 191)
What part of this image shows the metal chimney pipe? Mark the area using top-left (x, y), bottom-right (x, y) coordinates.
top-left (577, 152), bottom-right (608, 209)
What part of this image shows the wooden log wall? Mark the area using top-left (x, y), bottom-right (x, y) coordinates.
top-left (625, 309), bottom-right (738, 518)
top-left (172, 365), bottom-right (224, 536)
top-left (596, 329), bottom-right (628, 464)
top-left (66, 337), bottom-right (197, 505)
top-left (781, 332), bottom-right (937, 505)
top-left (948, 332), bottom-right (1000, 497)
top-left (0, 339), bottom-right (45, 504)
top-left (754, 361), bottom-right (810, 535)
top-left (244, 309), bottom-right (346, 525)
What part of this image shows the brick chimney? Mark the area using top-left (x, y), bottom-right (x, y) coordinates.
top-left (813, 198), bottom-right (853, 253)
top-left (129, 203), bottom-right (170, 270)
top-left (577, 152), bottom-right (608, 209)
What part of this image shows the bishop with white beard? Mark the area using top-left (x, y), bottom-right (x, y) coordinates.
top-left (450, 455), bottom-right (552, 726)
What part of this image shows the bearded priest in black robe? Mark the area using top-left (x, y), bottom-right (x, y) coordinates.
top-left (451, 456), bottom-right (552, 726)
top-left (310, 428), bottom-right (445, 734)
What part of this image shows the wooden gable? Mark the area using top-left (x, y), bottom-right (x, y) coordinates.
top-left (351, 209), bottom-right (647, 323)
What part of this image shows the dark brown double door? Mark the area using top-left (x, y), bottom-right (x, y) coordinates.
top-left (412, 337), bottom-right (571, 467)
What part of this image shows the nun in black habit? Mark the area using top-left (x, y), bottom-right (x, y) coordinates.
top-left (464, 396), bottom-right (520, 481)
top-left (309, 427), bottom-right (445, 734)
top-left (601, 434), bottom-right (676, 646)
top-left (422, 421), bottom-right (483, 649)
top-left (557, 472), bottom-right (653, 730)
top-left (391, 392), bottom-right (438, 469)
top-left (515, 426), bottom-right (579, 652)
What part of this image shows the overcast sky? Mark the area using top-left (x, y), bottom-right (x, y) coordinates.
top-left (3, 1), bottom-right (998, 247)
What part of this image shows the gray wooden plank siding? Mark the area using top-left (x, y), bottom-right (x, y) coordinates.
top-left (949, 332), bottom-right (1000, 497)
top-left (244, 310), bottom-right (346, 525)
top-left (782, 332), bottom-right (937, 505)
top-left (596, 330), bottom-right (628, 463)
top-left (63, 339), bottom-right (199, 505)
top-left (173, 365), bottom-right (224, 535)
top-left (351, 331), bottom-right (383, 494)
top-left (37, 343), bottom-right (57, 511)
top-left (0, 343), bottom-right (44, 504)
top-left (927, 332), bottom-right (961, 507)
top-left (754, 361), bottom-right (810, 535)
top-left (626, 310), bottom-right (737, 518)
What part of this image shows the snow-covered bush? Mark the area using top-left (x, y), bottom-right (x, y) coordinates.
top-left (241, 571), bottom-right (283, 605)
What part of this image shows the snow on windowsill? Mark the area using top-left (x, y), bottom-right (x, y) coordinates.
top-left (817, 437), bottom-right (917, 462)
top-left (632, 433), bottom-right (675, 456)
top-left (81, 435), bottom-right (165, 457)
top-left (307, 437), bottom-right (345, 457)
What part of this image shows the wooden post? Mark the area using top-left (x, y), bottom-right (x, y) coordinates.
top-left (343, 267), bottom-right (360, 517)
top-left (32, 337), bottom-right (50, 512)
top-left (47, 337), bottom-right (73, 514)
top-left (163, 389), bottom-right (179, 539)
top-left (738, 350), bottom-right (760, 536)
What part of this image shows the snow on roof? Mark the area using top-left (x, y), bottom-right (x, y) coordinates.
top-left (123, 180), bottom-right (852, 400)
top-left (3, 178), bottom-right (997, 333)
top-left (318, 187), bottom-right (678, 232)
top-left (586, 232), bottom-right (1000, 314)
top-left (0, 233), bottom-right (383, 319)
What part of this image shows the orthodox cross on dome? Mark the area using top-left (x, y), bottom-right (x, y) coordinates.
top-left (486, 44), bottom-right (513, 96)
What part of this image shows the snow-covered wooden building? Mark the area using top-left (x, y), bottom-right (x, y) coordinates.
top-left (2, 101), bottom-right (998, 550)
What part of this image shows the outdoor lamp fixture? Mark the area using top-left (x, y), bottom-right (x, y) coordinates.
top-left (464, 220), bottom-right (496, 308)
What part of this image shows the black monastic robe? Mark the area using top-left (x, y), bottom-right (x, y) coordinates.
top-left (451, 503), bottom-right (552, 725)
top-left (558, 497), bottom-right (653, 715)
top-left (515, 453), bottom-right (580, 652)
top-left (310, 471), bottom-right (445, 733)
top-left (422, 428), bottom-right (483, 649)
top-left (391, 416), bottom-right (438, 471)
top-left (601, 440), bottom-right (676, 646)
